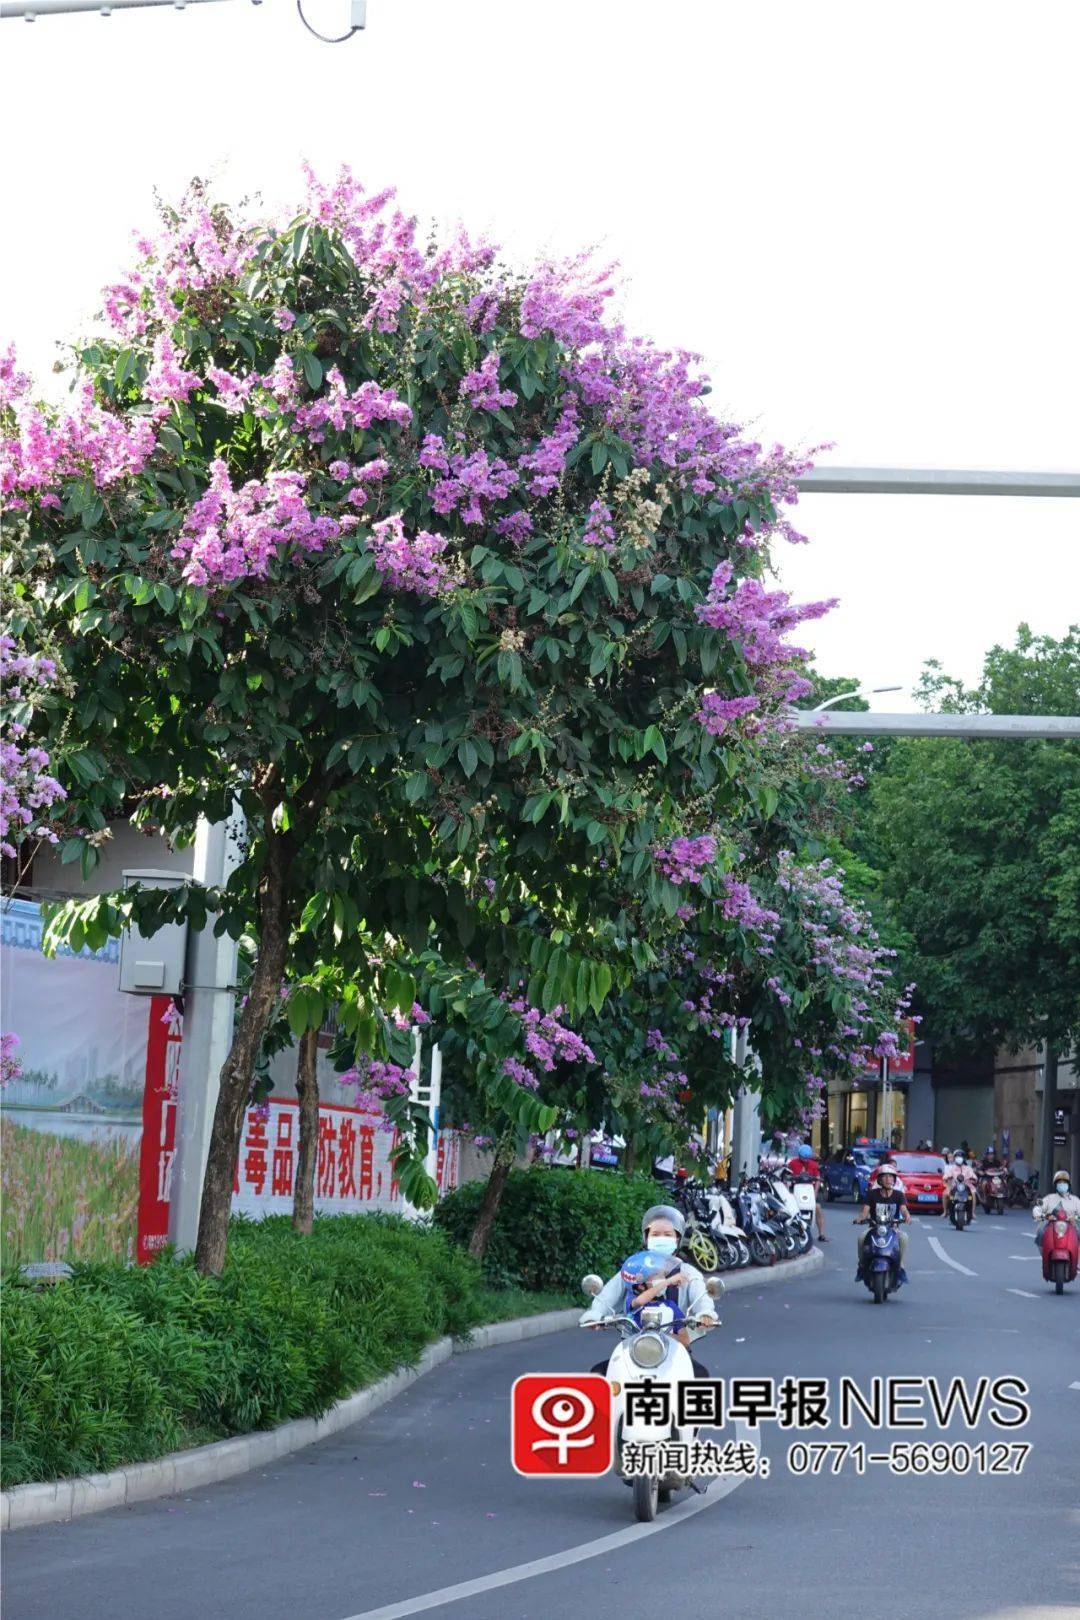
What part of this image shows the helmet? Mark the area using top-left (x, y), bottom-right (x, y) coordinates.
top-left (798, 1145), bottom-right (814, 1160)
top-left (878, 1162), bottom-right (898, 1182)
top-left (1053, 1170), bottom-right (1070, 1189)
top-left (1015, 1149), bottom-right (1024, 1159)
top-left (641, 1203), bottom-right (685, 1239)
top-left (620, 1250), bottom-right (675, 1289)
top-left (953, 1151), bottom-right (964, 1164)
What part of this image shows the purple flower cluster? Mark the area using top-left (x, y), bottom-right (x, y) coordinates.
top-left (506, 997), bottom-right (597, 1071)
top-left (341, 1056), bottom-right (413, 1117)
top-left (653, 834), bottom-right (717, 886)
top-left (1, 366), bottom-right (155, 508)
top-left (459, 351), bottom-right (517, 413)
top-left (172, 460), bottom-right (340, 586)
top-left (0, 636), bottom-right (66, 860)
top-left (581, 499), bottom-right (615, 553)
top-left (1, 1032), bottom-right (23, 1088)
top-left (368, 515), bottom-right (451, 597)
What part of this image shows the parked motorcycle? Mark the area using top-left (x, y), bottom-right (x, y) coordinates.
top-left (786, 1172), bottom-right (818, 1253)
top-left (1038, 1206), bottom-right (1079, 1296)
top-left (734, 1177), bottom-right (783, 1266)
top-left (671, 1178), bottom-right (722, 1274)
top-left (949, 1178), bottom-right (973, 1231)
top-left (854, 1208), bottom-right (903, 1303)
top-left (581, 1272), bottom-right (723, 1520)
top-left (704, 1184), bottom-right (751, 1269)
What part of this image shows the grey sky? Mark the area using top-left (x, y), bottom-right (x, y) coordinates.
top-left (3, 0), bottom-right (1077, 704)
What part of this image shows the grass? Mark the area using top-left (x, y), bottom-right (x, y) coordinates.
top-left (0, 1118), bottom-right (140, 1267)
top-left (475, 1285), bottom-right (577, 1321)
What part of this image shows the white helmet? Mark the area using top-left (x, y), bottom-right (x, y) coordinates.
top-left (878, 1162), bottom-right (898, 1181)
top-left (641, 1204), bottom-right (686, 1238)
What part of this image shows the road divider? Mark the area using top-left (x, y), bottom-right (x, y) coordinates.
top-left (1, 1250), bottom-right (823, 1532)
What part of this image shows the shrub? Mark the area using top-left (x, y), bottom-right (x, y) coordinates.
top-left (434, 1167), bottom-right (663, 1290)
top-left (0, 1213), bottom-right (486, 1488)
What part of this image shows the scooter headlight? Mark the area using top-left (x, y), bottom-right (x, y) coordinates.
top-left (1054, 1220), bottom-right (1069, 1237)
top-left (629, 1333), bottom-right (667, 1370)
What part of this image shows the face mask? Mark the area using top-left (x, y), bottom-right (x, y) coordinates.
top-left (646, 1235), bottom-right (678, 1255)
top-left (1055, 1182), bottom-right (1069, 1196)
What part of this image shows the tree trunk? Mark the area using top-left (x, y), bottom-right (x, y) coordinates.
top-left (194, 833), bottom-right (290, 1277)
top-left (467, 1131), bottom-right (516, 1263)
top-left (292, 1027), bottom-right (319, 1234)
top-left (623, 1137), bottom-right (637, 1176)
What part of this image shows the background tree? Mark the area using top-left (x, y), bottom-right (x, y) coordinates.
top-left (868, 626), bottom-right (1080, 1085)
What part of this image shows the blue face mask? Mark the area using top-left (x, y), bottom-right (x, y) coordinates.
top-left (646, 1235), bottom-right (678, 1255)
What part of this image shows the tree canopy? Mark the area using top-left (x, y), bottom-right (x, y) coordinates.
top-left (2, 171), bottom-right (904, 1269)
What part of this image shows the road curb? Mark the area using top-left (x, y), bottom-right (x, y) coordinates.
top-left (2, 1255), bottom-right (820, 1531)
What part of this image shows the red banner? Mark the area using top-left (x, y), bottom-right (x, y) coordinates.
top-left (136, 998), bottom-right (182, 1264)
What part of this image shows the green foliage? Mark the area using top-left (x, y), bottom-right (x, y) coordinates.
top-left (434, 1166), bottom-right (661, 1290)
top-left (868, 626), bottom-right (1080, 1058)
top-left (0, 1213), bottom-right (490, 1488)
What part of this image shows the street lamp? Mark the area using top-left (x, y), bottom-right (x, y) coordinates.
top-left (813, 685), bottom-right (902, 712)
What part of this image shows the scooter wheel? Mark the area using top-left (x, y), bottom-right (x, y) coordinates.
top-left (872, 1271), bottom-right (887, 1304)
top-left (633, 1476), bottom-right (659, 1521)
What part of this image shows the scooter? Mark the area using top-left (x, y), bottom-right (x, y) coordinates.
top-left (979, 1169), bottom-right (1006, 1215)
top-left (854, 1209), bottom-right (903, 1303)
top-left (581, 1272), bottom-right (723, 1521)
top-left (949, 1178), bottom-right (973, 1231)
top-left (705, 1185), bottom-right (751, 1268)
top-left (735, 1179), bottom-right (782, 1266)
top-left (671, 1179), bottom-right (722, 1274)
top-left (1038, 1207), bottom-right (1079, 1295)
top-left (787, 1173), bottom-right (818, 1253)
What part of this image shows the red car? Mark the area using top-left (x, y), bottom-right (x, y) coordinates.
top-left (870, 1152), bottom-right (947, 1213)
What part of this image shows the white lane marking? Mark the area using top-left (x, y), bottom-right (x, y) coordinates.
top-left (1006, 1289), bottom-right (1039, 1299)
top-left (927, 1235), bottom-right (977, 1277)
top-left (340, 1440), bottom-right (755, 1620)
top-left (1008, 1255), bottom-right (1040, 1262)
top-left (1070, 1382), bottom-right (1080, 1390)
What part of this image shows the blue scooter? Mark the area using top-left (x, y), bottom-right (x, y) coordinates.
top-left (855, 1209), bottom-right (903, 1304)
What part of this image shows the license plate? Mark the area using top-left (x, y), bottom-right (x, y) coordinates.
top-left (917, 1193), bottom-right (936, 1202)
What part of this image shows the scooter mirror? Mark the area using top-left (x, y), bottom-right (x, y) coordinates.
top-left (581, 1274), bottom-right (604, 1297)
top-left (705, 1276), bottom-right (726, 1299)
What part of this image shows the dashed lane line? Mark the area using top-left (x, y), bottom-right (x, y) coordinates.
top-left (927, 1235), bottom-right (977, 1277)
top-left (1006, 1288), bottom-right (1039, 1299)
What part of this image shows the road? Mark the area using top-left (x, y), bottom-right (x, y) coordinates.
top-left (5, 1208), bottom-right (1078, 1620)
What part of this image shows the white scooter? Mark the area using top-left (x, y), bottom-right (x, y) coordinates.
top-left (781, 1173), bottom-right (817, 1254)
top-left (705, 1187), bottom-right (751, 1267)
top-left (581, 1272), bottom-right (723, 1522)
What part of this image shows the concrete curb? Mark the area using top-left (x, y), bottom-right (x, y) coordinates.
top-left (2, 1254), bottom-right (820, 1532)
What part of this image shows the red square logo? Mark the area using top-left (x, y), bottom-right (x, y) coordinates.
top-left (511, 1374), bottom-right (613, 1478)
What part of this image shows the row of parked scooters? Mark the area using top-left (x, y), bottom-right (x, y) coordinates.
top-left (662, 1166), bottom-right (816, 1272)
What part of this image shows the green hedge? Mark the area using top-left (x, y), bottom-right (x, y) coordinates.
top-left (1, 1214), bottom-right (487, 1489)
top-left (434, 1167), bottom-right (663, 1291)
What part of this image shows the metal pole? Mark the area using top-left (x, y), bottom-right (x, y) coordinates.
top-left (796, 467), bottom-right (1080, 498)
top-left (3, 0), bottom-right (247, 15)
top-left (789, 712), bottom-right (1080, 739)
top-left (1039, 1043), bottom-right (1059, 1194)
top-left (168, 808), bottom-right (244, 1255)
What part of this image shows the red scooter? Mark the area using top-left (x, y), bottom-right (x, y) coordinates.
top-left (1040, 1207), bottom-right (1079, 1295)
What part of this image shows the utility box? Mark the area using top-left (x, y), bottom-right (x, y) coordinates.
top-left (118, 869), bottom-right (188, 995)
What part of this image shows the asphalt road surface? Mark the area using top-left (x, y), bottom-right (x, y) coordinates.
top-left (5, 1208), bottom-right (1078, 1620)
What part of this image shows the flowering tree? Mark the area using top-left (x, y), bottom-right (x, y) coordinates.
top-left (4, 172), bottom-right (845, 1274)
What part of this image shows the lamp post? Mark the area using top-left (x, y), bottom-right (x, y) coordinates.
top-left (813, 685), bottom-right (902, 712)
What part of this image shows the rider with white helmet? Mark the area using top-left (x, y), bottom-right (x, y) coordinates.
top-left (854, 1162), bottom-right (912, 1283)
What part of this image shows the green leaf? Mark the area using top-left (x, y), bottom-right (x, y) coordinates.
top-left (457, 739), bottom-right (479, 777)
top-left (301, 351), bottom-right (323, 389)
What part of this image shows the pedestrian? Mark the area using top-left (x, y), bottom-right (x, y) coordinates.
top-left (788, 1143), bottom-right (827, 1242)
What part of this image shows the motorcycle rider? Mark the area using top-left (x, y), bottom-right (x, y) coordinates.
top-left (943, 1149), bottom-right (978, 1223)
top-left (581, 1205), bottom-right (717, 1374)
top-left (854, 1162), bottom-right (911, 1284)
top-left (787, 1142), bottom-right (827, 1242)
top-left (1032, 1170), bottom-right (1080, 1250)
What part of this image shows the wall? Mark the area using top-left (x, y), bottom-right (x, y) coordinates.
top-left (31, 822), bottom-right (195, 899)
